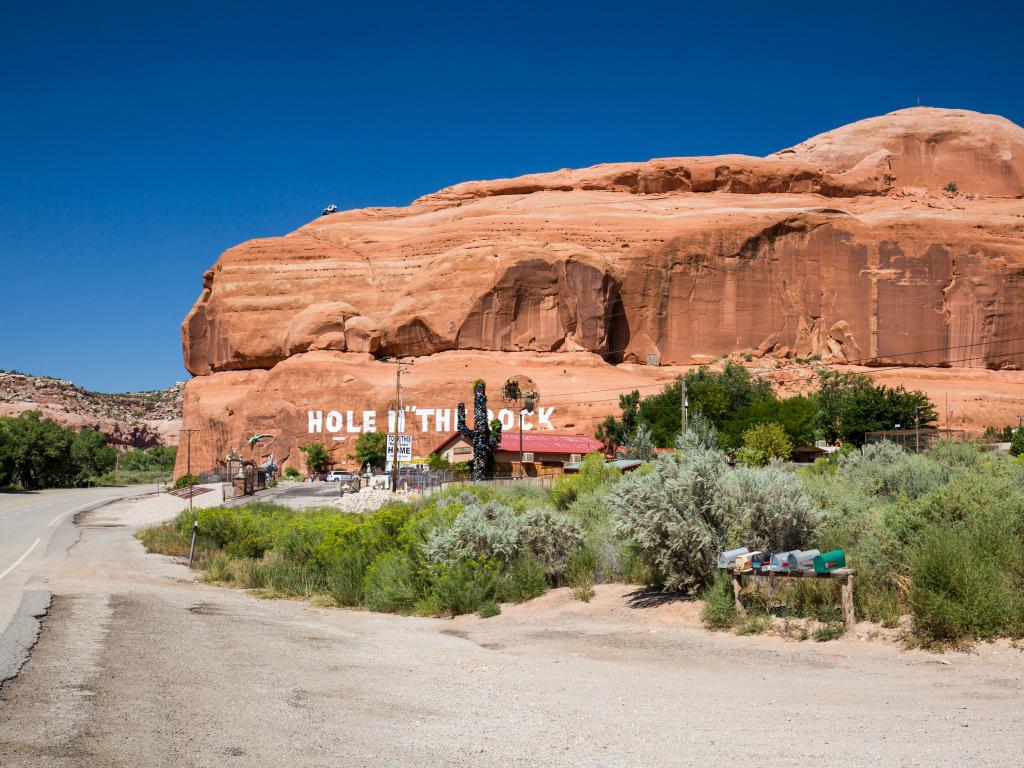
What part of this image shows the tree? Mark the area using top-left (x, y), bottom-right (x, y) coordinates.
top-left (813, 369), bottom-right (938, 446)
top-left (350, 431), bottom-right (387, 471)
top-left (427, 452), bottom-right (451, 471)
top-left (300, 442), bottom-right (331, 475)
top-left (720, 395), bottom-right (817, 450)
top-left (735, 422), bottom-right (793, 467)
top-left (1011, 429), bottom-right (1024, 457)
top-left (0, 411), bottom-right (74, 490)
top-left (70, 428), bottom-right (116, 481)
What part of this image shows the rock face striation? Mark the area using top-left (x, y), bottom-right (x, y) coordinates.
top-left (177, 108), bottom-right (1024, 475)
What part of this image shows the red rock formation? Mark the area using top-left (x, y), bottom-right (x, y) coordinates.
top-left (176, 108), bottom-right (1024, 476)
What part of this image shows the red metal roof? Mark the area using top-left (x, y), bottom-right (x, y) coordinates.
top-left (496, 432), bottom-right (603, 454)
top-left (432, 432), bottom-right (603, 456)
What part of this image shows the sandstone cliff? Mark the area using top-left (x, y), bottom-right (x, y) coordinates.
top-left (176, 108), bottom-right (1024, 475)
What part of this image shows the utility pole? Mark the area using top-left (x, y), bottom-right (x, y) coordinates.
top-left (680, 379), bottom-right (688, 435)
top-left (179, 428), bottom-right (200, 515)
top-left (914, 406), bottom-right (921, 454)
top-left (382, 358), bottom-right (413, 493)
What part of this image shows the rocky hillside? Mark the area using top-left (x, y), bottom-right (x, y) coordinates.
top-left (0, 371), bottom-right (183, 449)
top-left (175, 107), bottom-right (1024, 476)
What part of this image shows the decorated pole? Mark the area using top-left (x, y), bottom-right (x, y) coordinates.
top-left (457, 380), bottom-right (502, 481)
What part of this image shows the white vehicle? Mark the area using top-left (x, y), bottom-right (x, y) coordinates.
top-left (326, 470), bottom-right (355, 482)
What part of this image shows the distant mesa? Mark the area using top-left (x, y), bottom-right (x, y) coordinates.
top-left (175, 107), bottom-right (1024, 476)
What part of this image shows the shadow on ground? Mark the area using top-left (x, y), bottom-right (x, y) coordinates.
top-left (624, 587), bottom-right (693, 609)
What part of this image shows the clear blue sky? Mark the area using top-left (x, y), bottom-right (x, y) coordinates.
top-left (2, 1), bottom-right (1021, 392)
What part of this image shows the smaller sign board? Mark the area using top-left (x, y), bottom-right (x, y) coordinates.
top-left (646, 353), bottom-right (661, 367)
top-left (386, 434), bottom-right (413, 462)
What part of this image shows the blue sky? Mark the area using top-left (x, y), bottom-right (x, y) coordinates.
top-left (2, 1), bottom-right (1021, 392)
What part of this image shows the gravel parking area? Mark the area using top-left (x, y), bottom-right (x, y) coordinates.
top-left (1, 493), bottom-right (1021, 767)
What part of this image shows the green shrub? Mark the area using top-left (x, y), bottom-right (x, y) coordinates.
top-left (908, 525), bottom-right (1015, 645)
top-left (565, 548), bottom-right (597, 602)
top-left (550, 453), bottom-right (620, 510)
top-left (739, 422), bottom-right (793, 464)
top-left (283, 466), bottom-right (302, 481)
top-left (700, 573), bottom-right (737, 630)
top-left (173, 474), bottom-right (198, 490)
top-left (735, 614), bottom-right (770, 635)
top-left (430, 559), bottom-right (500, 616)
top-left (477, 600), bottom-right (501, 618)
top-left (203, 553), bottom-right (234, 583)
top-left (323, 549), bottom-right (372, 606)
top-left (498, 557), bottom-right (548, 603)
top-left (364, 551), bottom-right (422, 614)
top-left (814, 622), bottom-right (845, 642)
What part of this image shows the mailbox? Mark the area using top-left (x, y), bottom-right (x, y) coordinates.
top-left (769, 550), bottom-right (802, 573)
top-left (813, 549), bottom-right (846, 574)
top-left (796, 549), bottom-right (820, 570)
top-left (717, 547), bottom-right (749, 570)
top-left (733, 551), bottom-right (763, 574)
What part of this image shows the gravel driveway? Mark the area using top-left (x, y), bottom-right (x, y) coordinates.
top-left (0, 496), bottom-right (1021, 767)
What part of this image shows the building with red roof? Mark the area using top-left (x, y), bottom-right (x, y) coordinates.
top-left (431, 432), bottom-right (605, 476)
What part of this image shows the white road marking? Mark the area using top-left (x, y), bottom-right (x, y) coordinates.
top-left (0, 538), bottom-right (41, 582)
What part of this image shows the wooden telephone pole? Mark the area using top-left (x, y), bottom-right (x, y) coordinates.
top-left (179, 428), bottom-right (200, 515)
top-left (681, 379), bottom-right (688, 435)
top-left (382, 358), bottom-right (413, 493)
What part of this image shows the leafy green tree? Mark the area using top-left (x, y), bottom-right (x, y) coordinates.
top-left (814, 369), bottom-right (937, 446)
top-left (70, 428), bottom-right (117, 481)
top-left (300, 442), bottom-right (332, 474)
top-left (0, 411), bottom-right (74, 490)
top-left (684, 363), bottom-right (774, 434)
top-left (720, 395), bottom-right (817, 450)
top-left (350, 431), bottom-right (387, 471)
top-left (1011, 429), bottom-right (1024, 457)
top-left (120, 445), bottom-right (177, 472)
top-left (426, 452), bottom-right (451, 471)
top-left (736, 422), bottom-right (793, 467)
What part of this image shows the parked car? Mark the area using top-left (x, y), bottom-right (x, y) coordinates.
top-left (326, 470), bottom-right (355, 482)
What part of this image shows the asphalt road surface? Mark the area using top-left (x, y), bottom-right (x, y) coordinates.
top-left (0, 494), bottom-right (1022, 767)
top-left (0, 487), bottom-right (146, 682)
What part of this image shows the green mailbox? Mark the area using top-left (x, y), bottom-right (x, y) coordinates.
top-left (813, 549), bottom-right (846, 574)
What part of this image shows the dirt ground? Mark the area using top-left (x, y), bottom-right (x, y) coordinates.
top-left (0, 495), bottom-right (1021, 767)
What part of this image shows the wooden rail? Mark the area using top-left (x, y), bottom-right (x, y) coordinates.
top-left (731, 567), bottom-right (857, 630)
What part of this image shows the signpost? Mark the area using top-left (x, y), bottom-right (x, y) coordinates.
top-left (386, 435), bottom-right (413, 486)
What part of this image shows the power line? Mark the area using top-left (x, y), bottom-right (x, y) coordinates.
top-left (538, 339), bottom-right (1024, 409)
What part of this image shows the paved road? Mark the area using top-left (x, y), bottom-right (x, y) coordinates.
top-left (0, 486), bottom-right (147, 681)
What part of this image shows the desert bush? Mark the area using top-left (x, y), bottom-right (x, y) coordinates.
top-left (172, 474), bottom-right (198, 490)
top-left (721, 465), bottom-right (819, 552)
top-left (737, 422), bottom-right (793, 466)
top-left (607, 446), bottom-right (729, 592)
top-left (364, 550), bottom-right (422, 614)
top-left (498, 557), bottom-right (549, 603)
top-left (550, 453), bottom-right (620, 510)
top-left (424, 500), bottom-right (523, 567)
top-left (909, 522), bottom-right (1023, 646)
top-left (430, 558), bottom-right (500, 616)
top-left (518, 508), bottom-right (585, 577)
top-left (839, 442), bottom-right (946, 499)
top-left (700, 572), bottom-right (737, 630)
top-left (477, 600), bottom-right (501, 618)
top-left (565, 548), bottom-right (597, 602)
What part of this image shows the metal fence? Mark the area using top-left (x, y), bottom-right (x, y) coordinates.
top-left (863, 428), bottom-right (966, 452)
